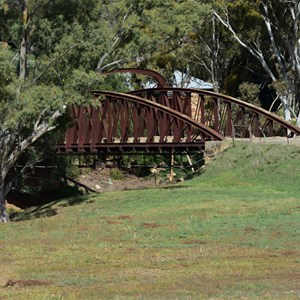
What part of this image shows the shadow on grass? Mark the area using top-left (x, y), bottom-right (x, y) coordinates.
top-left (10, 194), bottom-right (95, 222)
top-left (159, 185), bottom-right (191, 190)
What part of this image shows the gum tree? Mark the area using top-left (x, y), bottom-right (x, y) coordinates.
top-left (0, 0), bottom-right (71, 222)
top-left (213, 0), bottom-right (300, 124)
top-left (0, 0), bottom-right (130, 222)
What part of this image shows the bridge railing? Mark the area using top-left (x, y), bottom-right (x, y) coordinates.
top-left (58, 91), bottom-right (224, 153)
top-left (130, 88), bottom-right (300, 138)
top-left (58, 88), bottom-right (300, 154)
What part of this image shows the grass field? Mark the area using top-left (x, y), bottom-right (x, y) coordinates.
top-left (0, 143), bottom-right (299, 299)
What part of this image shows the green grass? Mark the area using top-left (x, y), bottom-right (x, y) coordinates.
top-left (0, 143), bottom-right (299, 299)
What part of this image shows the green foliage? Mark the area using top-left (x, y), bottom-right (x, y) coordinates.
top-left (0, 49), bottom-right (16, 122)
top-left (109, 168), bottom-right (125, 180)
top-left (0, 0), bottom-right (132, 200)
top-left (57, 157), bottom-right (81, 179)
top-left (238, 82), bottom-right (260, 105)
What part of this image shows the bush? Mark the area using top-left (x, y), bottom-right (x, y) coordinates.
top-left (110, 168), bottom-right (125, 180)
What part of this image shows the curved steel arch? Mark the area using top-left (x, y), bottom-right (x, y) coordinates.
top-left (129, 87), bottom-right (300, 137)
top-left (102, 68), bottom-right (170, 88)
top-left (99, 68), bottom-right (300, 137)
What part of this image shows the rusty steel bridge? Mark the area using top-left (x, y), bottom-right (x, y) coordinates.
top-left (57, 69), bottom-right (300, 155)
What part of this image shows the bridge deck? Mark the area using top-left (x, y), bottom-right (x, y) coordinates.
top-left (57, 141), bottom-right (205, 154)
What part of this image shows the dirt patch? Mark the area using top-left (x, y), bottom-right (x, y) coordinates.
top-left (77, 168), bottom-right (157, 193)
top-left (281, 250), bottom-right (297, 257)
top-left (107, 220), bottom-right (123, 225)
top-left (7, 167), bottom-right (172, 209)
top-left (3, 279), bottom-right (51, 288)
top-left (6, 203), bottom-right (23, 213)
top-left (143, 222), bottom-right (162, 228)
top-left (182, 240), bottom-right (207, 245)
top-left (272, 231), bottom-right (283, 236)
top-left (118, 215), bottom-right (133, 220)
top-left (244, 226), bottom-right (257, 234)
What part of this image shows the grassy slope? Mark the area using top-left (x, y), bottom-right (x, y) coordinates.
top-left (0, 143), bottom-right (299, 299)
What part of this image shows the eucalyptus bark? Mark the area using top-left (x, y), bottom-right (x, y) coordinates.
top-left (210, 14), bottom-right (220, 92)
top-left (0, 109), bottom-right (63, 222)
top-left (0, 182), bottom-right (9, 223)
top-left (0, 1), bottom-right (28, 222)
top-left (19, 0), bottom-right (28, 80)
top-left (213, 1), bottom-right (300, 125)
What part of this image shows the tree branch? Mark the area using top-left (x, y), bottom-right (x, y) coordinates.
top-left (4, 108), bottom-right (64, 178)
top-left (213, 9), bottom-right (277, 82)
top-left (290, 1), bottom-right (300, 78)
top-left (261, 2), bottom-right (288, 81)
top-left (28, 41), bottom-right (84, 88)
top-left (96, 4), bottom-right (133, 72)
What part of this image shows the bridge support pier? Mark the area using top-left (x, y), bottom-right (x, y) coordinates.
top-left (169, 150), bottom-right (175, 182)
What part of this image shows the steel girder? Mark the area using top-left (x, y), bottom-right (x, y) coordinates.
top-left (130, 88), bottom-right (300, 138)
top-left (57, 91), bottom-right (222, 154)
top-left (103, 68), bottom-right (170, 88)
top-left (58, 87), bottom-right (300, 154)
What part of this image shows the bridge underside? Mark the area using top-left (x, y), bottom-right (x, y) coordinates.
top-left (57, 142), bottom-right (205, 155)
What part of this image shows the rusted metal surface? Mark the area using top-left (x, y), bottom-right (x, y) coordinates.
top-left (57, 91), bottom-right (219, 154)
top-left (103, 68), bottom-right (170, 88)
top-left (130, 88), bottom-right (300, 138)
top-left (58, 86), bottom-right (300, 154)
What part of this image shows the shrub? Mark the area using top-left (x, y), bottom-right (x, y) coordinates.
top-left (110, 168), bottom-right (125, 180)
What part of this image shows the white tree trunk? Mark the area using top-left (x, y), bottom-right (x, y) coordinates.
top-left (213, 5), bottom-right (300, 125)
top-left (281, 96), bottom-right (292, 122)
top-left (0, 111), bottom-right (63, 222)
top-left (19, 0), bottom-right (28, 80)
top-left (0, 182), bottom-right (9, 223)
top-left (296, 112), bottom-right (300, 127)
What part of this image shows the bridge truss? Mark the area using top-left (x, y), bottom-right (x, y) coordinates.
top-left (57, 69), bottom-right (300, 155)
